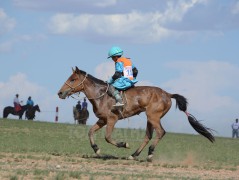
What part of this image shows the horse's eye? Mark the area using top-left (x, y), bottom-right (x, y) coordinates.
top-left (70, 79), bottom-right (75, 84)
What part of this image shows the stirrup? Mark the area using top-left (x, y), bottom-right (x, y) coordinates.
top-left (113, 102), bottom-right (124, 107)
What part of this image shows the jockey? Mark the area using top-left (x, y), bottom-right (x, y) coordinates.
top-left (107, 46), bottom-right (138, 108)
top-left (13, 94), bottom-right (22, 112)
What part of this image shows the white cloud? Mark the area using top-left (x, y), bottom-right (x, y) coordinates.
top-left (162, 60), bottom-right (239, 112)
top-left (11, 0), bottom-right (237, 43)
top-left (48, 0), bottom-right (206, 43)
top-left (94, 0), bottom-right (117, 7)
top-left (95, 61), bottom-right (114, 81)
top-left (0, 34), bottom-right (47, 53)
top-left (48, 11), bottom-right (170, 43)
top-left (162, 0), bottom-right (206, 23)
top-left (0, 8), bottom-right (16, 35)
top-left (232, 1), bottom-right (239, 14)
top-left (0, 41), bottom-right (13, 53)
top-left (12, 0), bottom-right (117, 13)
top-left (158, 61), bottom-right (239, 137)
top-left (47, 0), bottom-right (239, 43)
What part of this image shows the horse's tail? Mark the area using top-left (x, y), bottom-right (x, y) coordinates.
top-left (3, 108), bottom-right (8, 118)
top-left (171, 94), bottom-right (215, 143)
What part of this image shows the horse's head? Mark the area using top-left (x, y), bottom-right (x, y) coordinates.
top-left (36, 105), bottom-right (41, 112)
top-left (58, 66), bottom-right (86, 99)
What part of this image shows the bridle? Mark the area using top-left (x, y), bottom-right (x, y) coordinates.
top-left (64, 73), bottom-right (87, 91)
top-left (64, 72), bottom-right (109, 100)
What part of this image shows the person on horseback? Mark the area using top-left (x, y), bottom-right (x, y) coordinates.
top-left (76, 101), bottom-right (82, 113)
top-left (82, 97), bottom-right (88, 110)
top-left (107, 46), bottom-right (138, 108)
top-left (13, 94), bottom-right (22, 112)
top-left (25, 96), bottom-right (34, 117)
top-left (26, 96), bottom-right (34, 107)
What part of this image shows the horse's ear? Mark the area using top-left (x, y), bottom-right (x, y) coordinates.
top-left (72, 67), bottom-right (75, 73)
top-left (75, 66), bottom-right (80, 73)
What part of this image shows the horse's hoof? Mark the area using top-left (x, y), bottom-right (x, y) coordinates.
top-left (96, 149), bottom-right (101, 155)
top-left (147, 155), bottom-right (153, 162)
top-left (127, 155), bottom-right (135, 160)
top-left (125, 142), bottom-right (130, 148)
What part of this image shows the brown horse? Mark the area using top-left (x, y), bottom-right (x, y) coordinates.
top-left (25, 104), bottom-right (41, 120)
top-left (3, 104), bottom-right (29, 119)
top-left (73, 106), bottom-right (89, 125)
top-left (58, 67), bottom-right (214, 161)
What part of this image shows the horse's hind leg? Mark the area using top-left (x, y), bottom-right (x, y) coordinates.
top-left (128, 121), bottom-right (154, 160)
top-left (88, 119), bottom-right (107, 155)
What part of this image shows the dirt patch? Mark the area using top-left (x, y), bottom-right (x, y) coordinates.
top-left (0, 153), bottom-right (238, 179)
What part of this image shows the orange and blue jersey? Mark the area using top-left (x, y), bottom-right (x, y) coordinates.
top-left (108, 57), bottom-right (138, 90)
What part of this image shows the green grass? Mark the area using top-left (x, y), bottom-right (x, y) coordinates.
top-left (0, 118), bottom-right (238, 167)
top-left (0, 117), bottom-right (239, 176)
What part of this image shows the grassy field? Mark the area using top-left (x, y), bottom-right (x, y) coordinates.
top-left (0, 118), bottom-right (238, 179)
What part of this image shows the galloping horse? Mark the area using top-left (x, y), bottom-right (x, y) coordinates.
top-left (73, 107), bottom-right (89, 125)
top-left (3, 104), bottom-right (29, 119)
top-left (58, 67), bottom-right (214, 161)
top-left (25, 105), bottom-right (41, 120)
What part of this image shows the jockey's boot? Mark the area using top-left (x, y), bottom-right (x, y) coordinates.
top-left (114, 93), bottom-right (124, 108)
top-left (109, 85), bottom-right (124, 108)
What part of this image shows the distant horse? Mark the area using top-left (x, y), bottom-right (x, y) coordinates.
top-left (73, 107), bottom-right (89, 125)
top-left (3, 104), bottom-right (29, 119)
top-left (58, 67), bottom-right (215, 161)
top-left (25, 105), bottom-right (41, 120)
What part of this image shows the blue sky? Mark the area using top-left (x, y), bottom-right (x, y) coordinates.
top-left (1, 0), bottom-right (239, 137)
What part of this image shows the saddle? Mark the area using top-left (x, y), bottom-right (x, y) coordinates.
top-left (15, 105), bottom-right (21, 113)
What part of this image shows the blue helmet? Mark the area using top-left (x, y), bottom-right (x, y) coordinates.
top-left (108, 46), bottom-right (123, 58)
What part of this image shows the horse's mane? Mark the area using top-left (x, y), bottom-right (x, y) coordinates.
top-left (33, 104), bottom-right (39, 109)
top-left (80, 70), bottom-right (107, 86)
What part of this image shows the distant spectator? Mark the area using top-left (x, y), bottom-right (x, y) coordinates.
top-left (231, 119), bottom-right (239, 138)
top-left (13, 94), bottom-right (21, 112)
top-left (76, 101), bottom-right (81, 113)
top-left (82, 98), bottom-right (88, 110)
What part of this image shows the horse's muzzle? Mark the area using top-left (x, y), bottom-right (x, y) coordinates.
top-left (58, 91), bottom-right (67, 99)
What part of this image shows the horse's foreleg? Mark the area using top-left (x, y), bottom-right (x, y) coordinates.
top-left (105, 119), bottom-right (129, 148)
top-left (88, 119), bottom-right (106, 155)
top-left (128, 121), bottom-right (154, 160)
top-left (147, 119), bottom-right (165, 162)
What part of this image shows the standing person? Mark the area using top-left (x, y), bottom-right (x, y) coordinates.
top-left (13, 94), bottom-right (22, 112)
top-left (26, 96), bottom-right (34, 107)
top-left (107, 46), bottom-right (138, 108)
top-left (232, 119), bottom-right (239, 138)
top-left (82, 98), bottom-right (88, 110)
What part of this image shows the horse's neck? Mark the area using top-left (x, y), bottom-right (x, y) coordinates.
top-left (22, 105), bottom-right (27, 110)
top-left (84, 79), bottom-right (107, 99)
top-left (83, 79), bottom-right (108, 108)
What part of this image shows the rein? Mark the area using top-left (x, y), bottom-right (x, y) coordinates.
top-left (65, 73), bottom-right (109, 100)
top-left (87, 83), bottom-right (109, 100)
